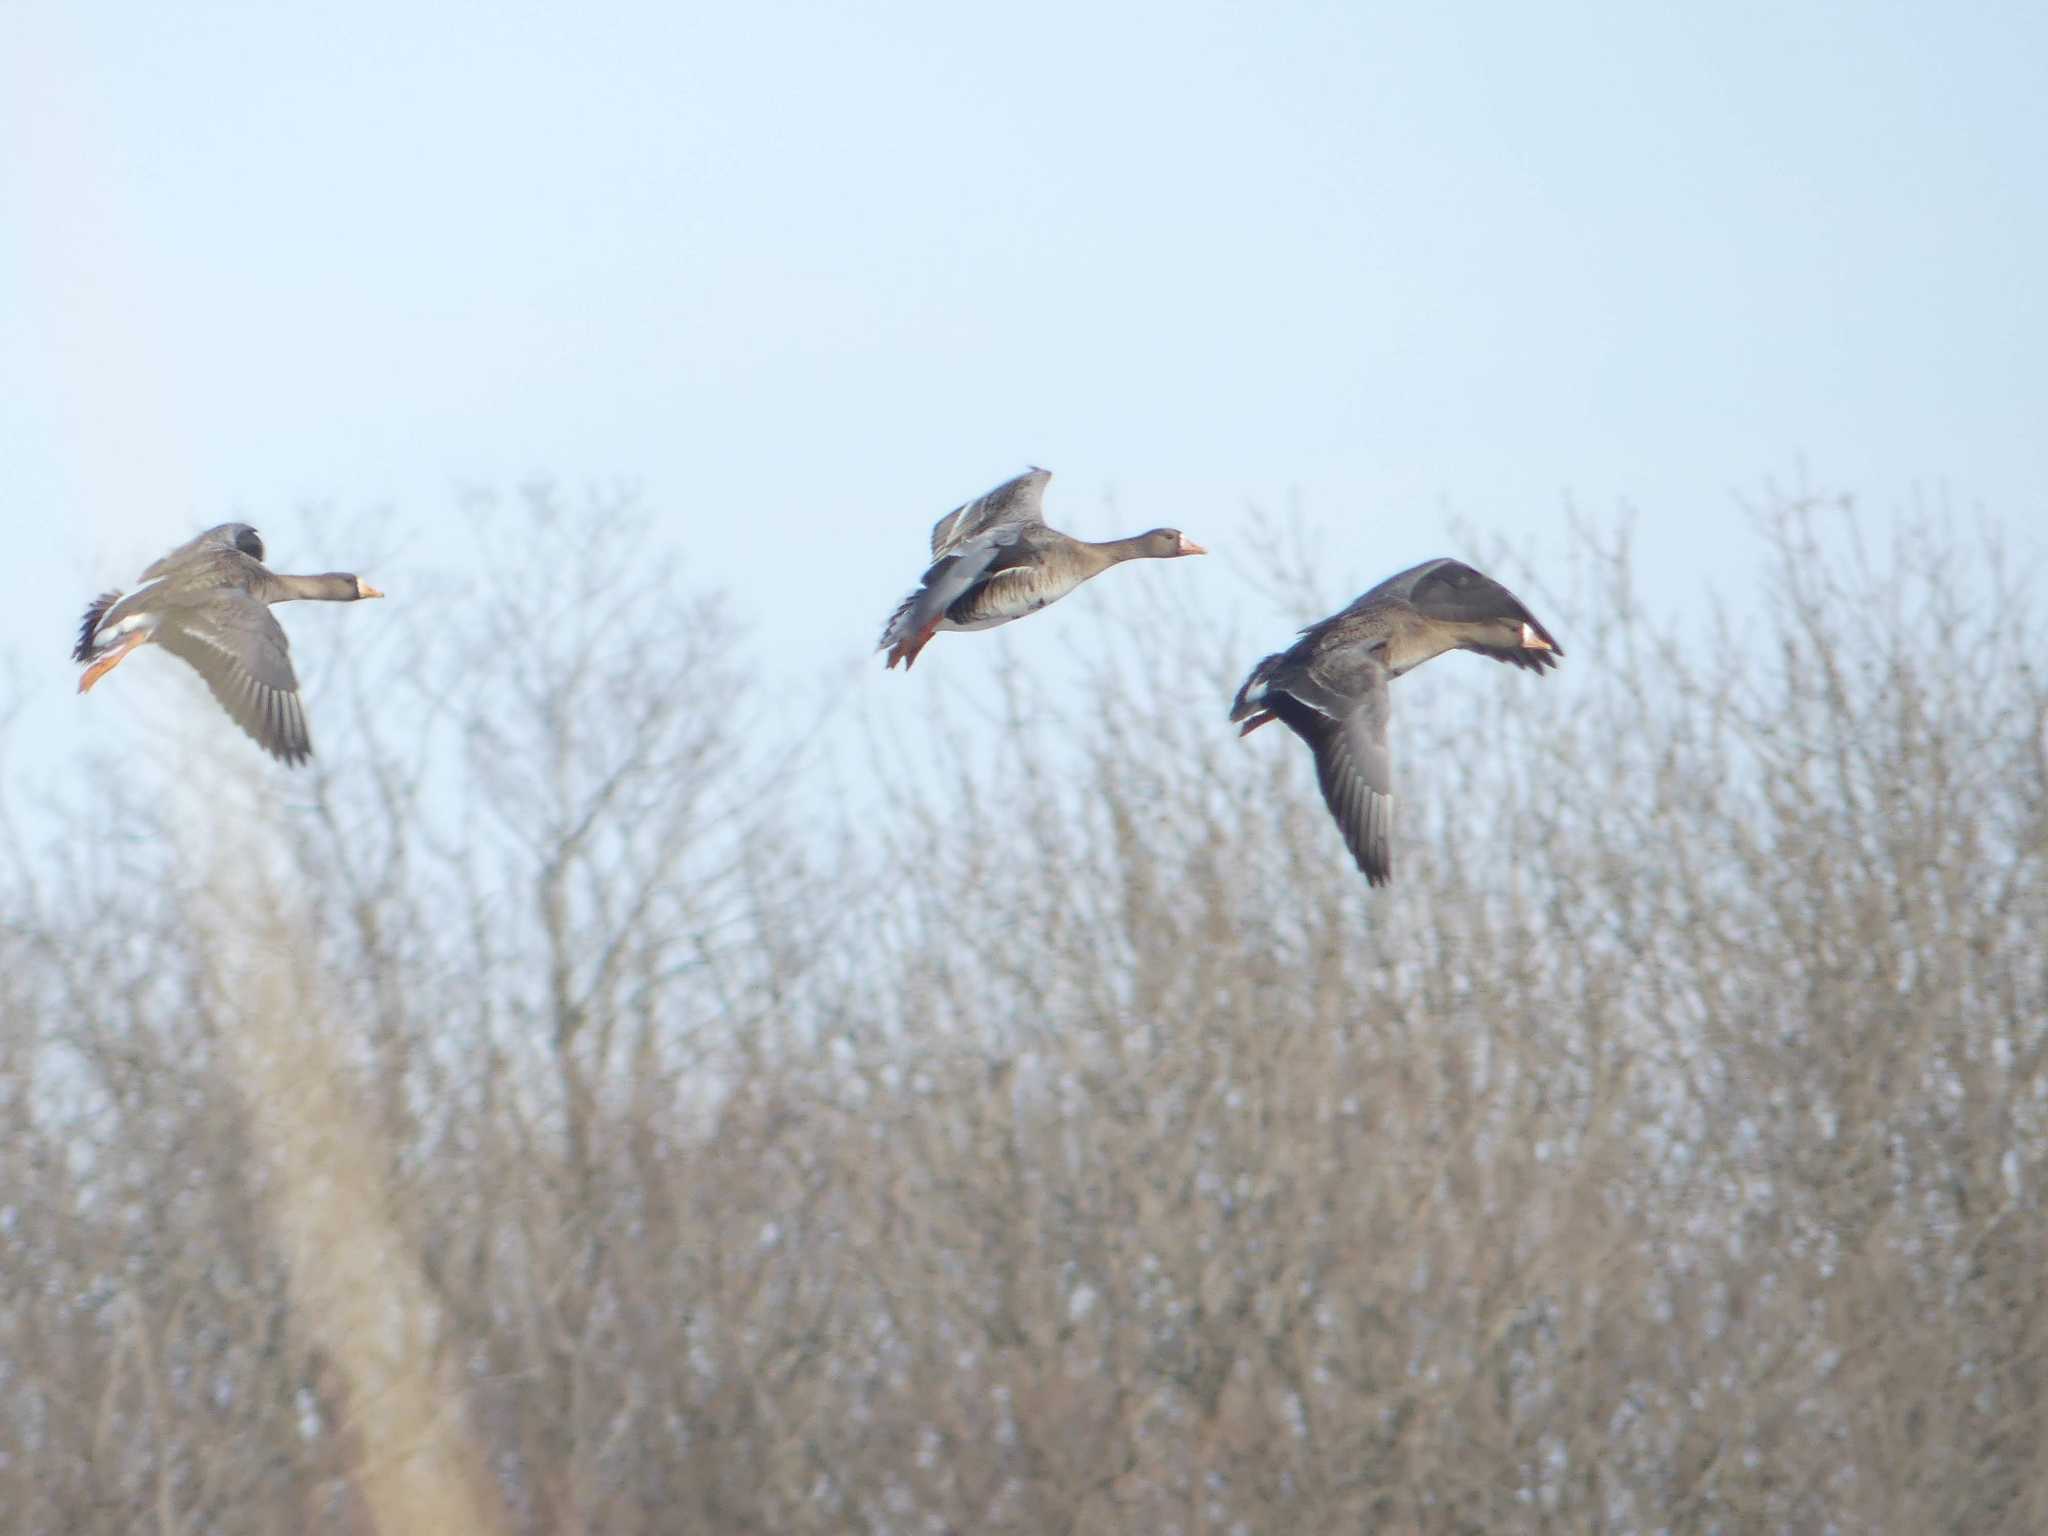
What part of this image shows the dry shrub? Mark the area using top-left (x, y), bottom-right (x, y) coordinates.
top-left (1, 485), bottom-right (2042, 1533)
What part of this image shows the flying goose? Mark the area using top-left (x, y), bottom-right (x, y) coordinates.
top-left (1230, 557), bottom-right (1562, 886)
top-left (73, 523), bottom-right (383, 766)
top-left (879, 468), bottom-right (1207, 668)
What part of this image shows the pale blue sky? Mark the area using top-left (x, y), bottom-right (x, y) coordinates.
top-left (4, 0), bottom-right (2043, 796)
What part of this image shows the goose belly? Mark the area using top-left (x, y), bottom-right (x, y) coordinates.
top-left (942, 572), bottom-right (1067, 631)
top-left (940, 610), bottom-right (1024, 633)
top-left (941, 598), bottom-right (1058, 632)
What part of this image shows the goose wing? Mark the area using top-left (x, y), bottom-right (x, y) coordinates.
top-left (138, 523), bottom-right (266, 583)
top-left (78, 533), bottom-right (265, 662)
top-left (154, 592), bottom-right (312, 765)
top-left (880, 524), bottom-right (1033, 667)
top-left (1255, 648), bottom-right (1396, 886)
top-left (928, 468), bottom-right (1050, 558)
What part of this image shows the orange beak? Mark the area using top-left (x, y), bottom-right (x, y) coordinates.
top-left (1178, 535), bottom-right (1209, 556)
top-left (359, 583), bottom-right (385, 599)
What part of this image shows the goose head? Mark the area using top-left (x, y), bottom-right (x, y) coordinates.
top-left (1131, 528), bottom-right (1208, 558)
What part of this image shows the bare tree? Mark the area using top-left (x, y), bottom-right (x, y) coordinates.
top-left (1, 483), bottom-right (2042, 1533)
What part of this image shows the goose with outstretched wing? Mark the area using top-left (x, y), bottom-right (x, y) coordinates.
top-left (879, 468), bottom-right (1207, 669)
top-left (74, 523), bottom-right (383, 766)
top-left (1231, 558), bottom-right (1562, 886)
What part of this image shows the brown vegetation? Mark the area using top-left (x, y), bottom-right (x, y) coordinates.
top-left (2, 486), bottom-right (2044, 1532)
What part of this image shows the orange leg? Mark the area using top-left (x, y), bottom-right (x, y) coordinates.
top-left (886, 622), bottom-right (939, 670)
top-left (78, 631), bottom-right (149, 694)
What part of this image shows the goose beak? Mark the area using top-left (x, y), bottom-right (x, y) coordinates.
top-left (1178, 535), bottom-right (1209, 556)
top-left (358, 582), bottom-right (385, 600)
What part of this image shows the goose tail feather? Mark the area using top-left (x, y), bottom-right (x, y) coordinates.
top-left (878, 595), bottom-right (937, 670)
top-left (1229, 653), bottom-right (1286, 732)
top-left (73, 591), bottom-right (124, 663)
